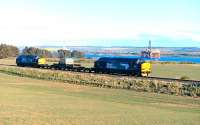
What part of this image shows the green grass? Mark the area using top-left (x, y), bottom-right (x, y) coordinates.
top-left (151, 64), bottom-right (200, 80)
top-left (0, 72), bottom-right (200, 125)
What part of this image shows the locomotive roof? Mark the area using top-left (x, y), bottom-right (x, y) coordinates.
top-left (97, 57), bottom-right (144, 62)
top-left (17, 55), bottom-right (39, 59)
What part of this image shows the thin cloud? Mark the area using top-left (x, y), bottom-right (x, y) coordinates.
top-left (0, 0), bottom-right (199, 46)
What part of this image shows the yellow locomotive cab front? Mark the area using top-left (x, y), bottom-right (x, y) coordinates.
top-left (38, 58), bottom-right (46, 65)
top-left (141, 62), bottom-right (151, 77)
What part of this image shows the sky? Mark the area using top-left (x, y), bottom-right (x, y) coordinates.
top-left (0, 0), bottom-right (200, 47)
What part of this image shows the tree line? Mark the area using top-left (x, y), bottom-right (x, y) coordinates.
top-left (0, 44), bottom-right (84, 59)
top-left (23, 47), bottom-right (84, 58)
top-left (57, 49), bottom-right (83, 58)
top-left (22, 47), bottom-right (53, 58)
top-left (0, 44), bottom-right (19, 59)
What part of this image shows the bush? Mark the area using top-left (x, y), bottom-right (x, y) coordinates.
top-left (180, 76), bottom-right (190, 80)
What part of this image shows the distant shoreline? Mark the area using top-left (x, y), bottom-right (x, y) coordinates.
top-left (84, 53), bottom-right (200, 64)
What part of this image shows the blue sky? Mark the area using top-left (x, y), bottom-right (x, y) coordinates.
top-left (0, 0), bottom-right (200, 47)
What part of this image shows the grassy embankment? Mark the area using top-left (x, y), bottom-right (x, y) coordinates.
top-left (1, 65), bottom-right (200, 96)
top-left (0, 72), bottom-right (200, 125)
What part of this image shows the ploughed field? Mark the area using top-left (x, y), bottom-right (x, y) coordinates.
top-left (0, 72), bottom-right (200, 125)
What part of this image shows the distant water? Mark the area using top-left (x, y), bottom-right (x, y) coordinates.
top-left (85, 53), bottom-right (200, 64)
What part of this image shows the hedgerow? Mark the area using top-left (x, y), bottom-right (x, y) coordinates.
top-left (0, 67), bottom-right (199, 97)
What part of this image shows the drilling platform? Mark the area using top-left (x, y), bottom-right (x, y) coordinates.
top-left (141, 40), bottom-right (160, 59)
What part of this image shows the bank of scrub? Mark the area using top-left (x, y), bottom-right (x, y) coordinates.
top-left (0, 67), bottom-right (199, 97)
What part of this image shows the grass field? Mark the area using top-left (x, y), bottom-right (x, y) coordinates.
top-left (151, 64), bottom-right (200, 80)
top-left (0, 72), bottom-right (200, 125)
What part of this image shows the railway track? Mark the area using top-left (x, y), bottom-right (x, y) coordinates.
top-left (144, 77), bottom-right (200, 85)
top-left (1, 63), bottom-right (200, 85)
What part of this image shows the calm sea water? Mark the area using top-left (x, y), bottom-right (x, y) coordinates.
top-left (85, 53), bottom-right (200, 64)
